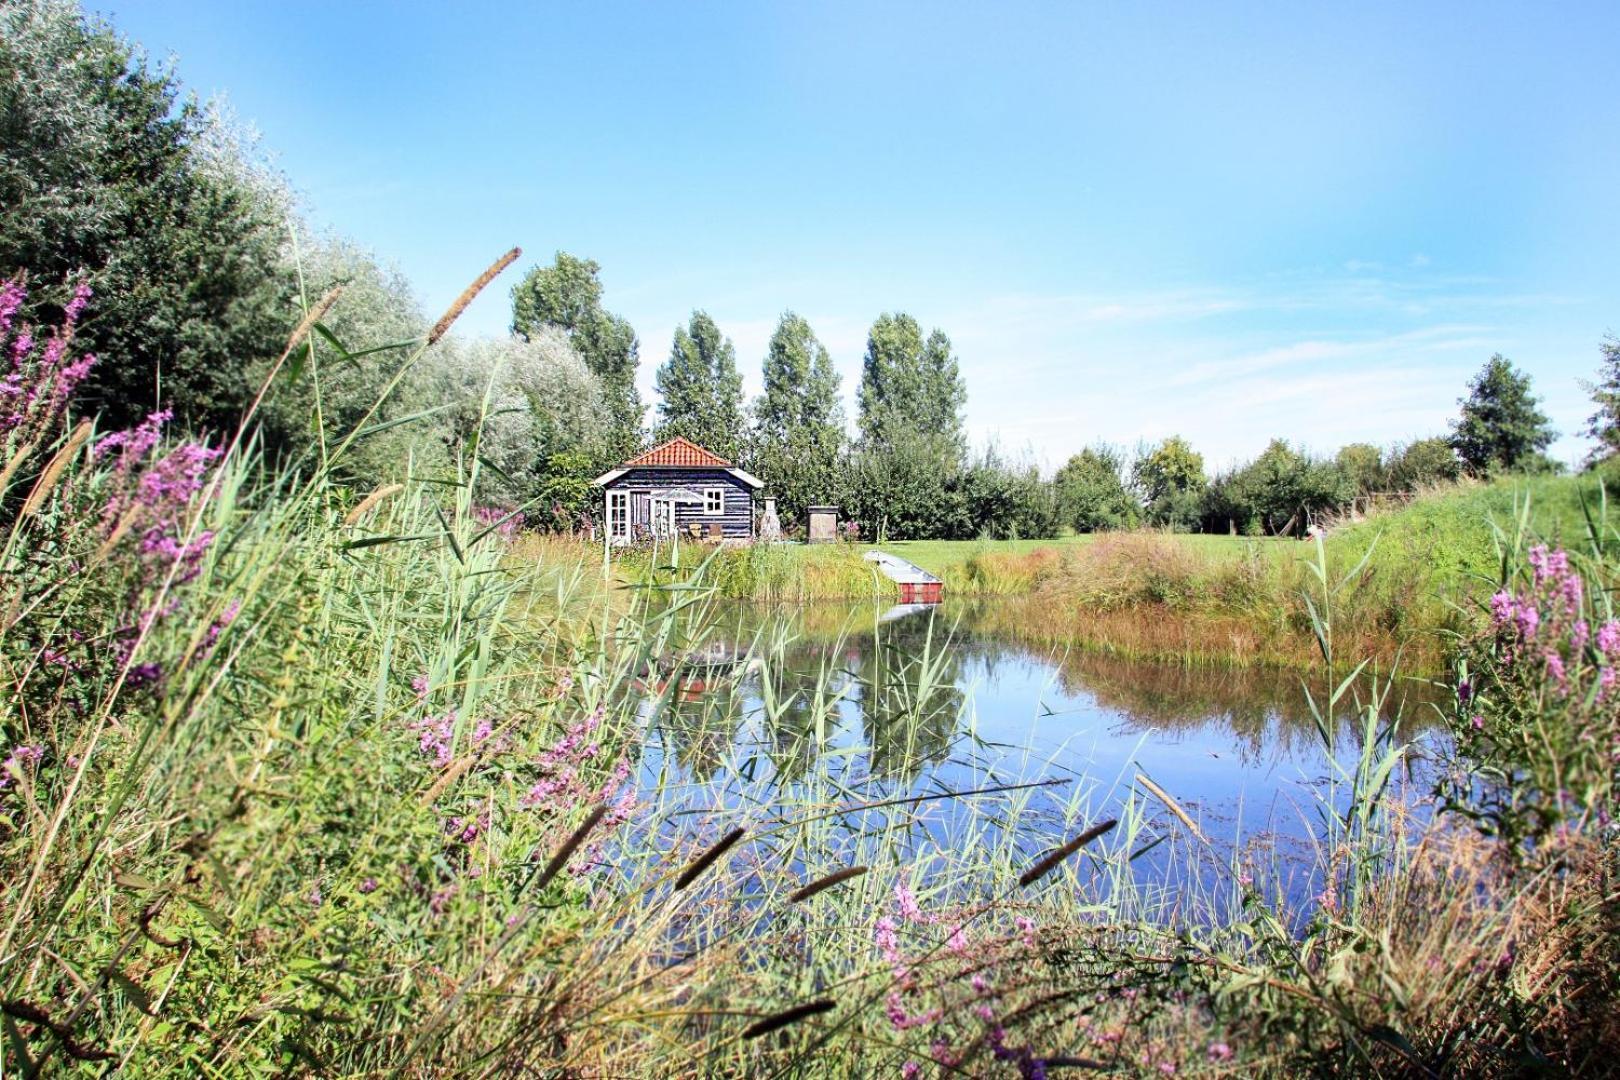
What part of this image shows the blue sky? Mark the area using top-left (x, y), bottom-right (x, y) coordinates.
top-left (105, 1), bottom-right (1620, 469)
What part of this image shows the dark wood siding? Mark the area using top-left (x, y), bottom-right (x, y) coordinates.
top-left (603, 467), bottom-right (754, 538)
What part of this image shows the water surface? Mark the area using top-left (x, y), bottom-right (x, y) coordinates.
top-left (635, 600), bottom-right (1443, 900)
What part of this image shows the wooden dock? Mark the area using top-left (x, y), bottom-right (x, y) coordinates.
top-left (862, 550), bottom-right (944, 603)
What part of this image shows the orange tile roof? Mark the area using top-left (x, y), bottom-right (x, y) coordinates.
top-left (623, 436), bottom-right (733, 468)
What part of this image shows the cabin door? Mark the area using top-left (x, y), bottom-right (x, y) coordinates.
top-left (649, 498), bottom-right (673, 538)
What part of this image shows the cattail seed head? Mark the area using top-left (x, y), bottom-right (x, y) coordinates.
top-left (533, 804), bottom-right (608, 892)
top-left (675, 825), bottom-right (746, 890)
top-left (789, 866), bottom-right (868, 904)
top-left (742, 998), bottom-right (835, 1040)
top-left (1018, 818), bottom-right (1117, 888)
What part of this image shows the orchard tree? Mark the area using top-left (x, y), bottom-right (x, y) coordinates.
top-left (509, 251), bottom-right (642, 460)
top-left (1449, 354), bottom-right (1555, 475)
top-left (1205, 439), bottom-right (1352, 536)
top-left (1335, 443), bottom-right (1385, 496)
top-left (1131, 436), bottom-right (1206, 531)
top-left (1054, 445), bottom-right (1137, 532)
top-left (1386, 437), bottom-right (1460, 491)
top-left (654, 311), bottom-right (745, 459)
top-left (749, 312), bottom-right (845, 523)
top-left (1, 0), bottom-right (292, 432)
top-left (857, 313), bottom-right (966, 458)
top-left (1582, 335), bottom-right (1620, 465)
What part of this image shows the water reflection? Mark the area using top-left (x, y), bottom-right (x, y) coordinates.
top-left (646, 600), bottom-right (1442, 798)
top-left (632, 599), bottom-right (1445, 923)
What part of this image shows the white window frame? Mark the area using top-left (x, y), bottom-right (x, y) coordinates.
top-left (607, 490), bottom-right (630, 541)
top-left (703, 488), bottom-right (725, 516)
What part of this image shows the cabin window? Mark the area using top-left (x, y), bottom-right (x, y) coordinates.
top-left (704, 488), bottom-right (725, 516)
top-left (607, 490), bottom-right (630, 540)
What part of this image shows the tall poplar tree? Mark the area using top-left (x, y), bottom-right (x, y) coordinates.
top-left (856, 313), bottom-right (966, 456)
top-left (654, 311), bottom-right (744, 459)
top-left (510, 251), bottom-right (643, 460)
top-left (749, 312), bottom-right (844, 522)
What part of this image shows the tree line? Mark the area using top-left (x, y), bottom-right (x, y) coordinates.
top-left (7, 0), bottom-right (1619, 542)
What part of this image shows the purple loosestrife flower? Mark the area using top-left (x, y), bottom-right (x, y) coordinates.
top-left (413, 711), bottom-right (456, 767)
top-left (1599, 621), bottom-right (1620, 658)
top-left (1, 278), bottom-right (97, 442)
top-left (1, 744), bottom-right (44, 790)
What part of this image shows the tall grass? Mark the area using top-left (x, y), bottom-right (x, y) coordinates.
top-left (2, 268), bottom-right (1613, 1075)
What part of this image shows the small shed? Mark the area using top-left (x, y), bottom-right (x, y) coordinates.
top-left (592, 437), bottom-right (764, 544)
top-left (806, 505), bottom-right (839, 544)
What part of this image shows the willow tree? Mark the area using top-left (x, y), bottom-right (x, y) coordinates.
top-left (509, 251), bottom-right (642, 461)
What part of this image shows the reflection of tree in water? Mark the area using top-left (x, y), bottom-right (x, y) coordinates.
top-left (1044, 651), bottom-right (1442, 764)
top-left (650, 604), bottom-right (969, 786)
top-left (653, 672), bottom-right (744, 781)
top-left (850, 612), bottom-right (966, 781)
top-left (645, 597), bottom-right (1442, 786)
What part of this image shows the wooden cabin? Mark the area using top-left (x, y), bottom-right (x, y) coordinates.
top-left (592, 437), bottom-right (764, 544)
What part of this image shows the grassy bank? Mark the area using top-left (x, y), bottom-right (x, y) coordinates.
top-left (543, 476), bottom-right (1613, 672)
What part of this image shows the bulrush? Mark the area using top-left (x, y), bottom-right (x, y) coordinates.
top-left (741, 998), bottom-right (835, 1040)
top-left (674, 825), bottom-right (746, 890)
top-left (427, 247), bottom-right (520, 345)
top-left (789, 865), bottom-right (869, 903)
top-left (1018, 818), bottom-right (1117, 888)
top-left (532, 804), bottom-right (608, 892)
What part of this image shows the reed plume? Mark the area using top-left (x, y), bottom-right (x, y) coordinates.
top-left (344, 482), bottom-right (405, 526)
top-left (19, 419), bottom-right (91, 519)
top-left (1136, 773), bottom-right (1205, 842)
top-left (427, 247), bottom-right (520, 345)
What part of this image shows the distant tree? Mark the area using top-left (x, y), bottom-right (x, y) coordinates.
top-left (1385, 437), bottom-right (1461, 491)
top-left (1, 0), bottom-right (293, 433)
top-left (1132, 436), bottom-right (1206, 531)
top-left (509, 251), bottom-right (642, 460)
top-left (857, 313), bottom-right (966, 457)
top-left (1335, 443), bottom-right (1385, 497)
top-left (654, 311), bottom-right (745, 459)
top-left (1449, 354), bottom-right (1555, 476)
top-left (1054, 445), bottom-right (1138, 532)
top-left (1204, 440), bottom-right (1352, 536)
top-left (534, 450), bottom-right (601, 532)
top-left (749, 312), bottom-right (845, 524)
top-left (1582, 335), bottom-right (1620, 465)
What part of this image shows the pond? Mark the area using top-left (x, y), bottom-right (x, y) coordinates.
top-left (633, 599), bottom-right (1446, 910)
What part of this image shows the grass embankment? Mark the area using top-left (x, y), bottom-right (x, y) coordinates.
top-left (544, 476), bottom-right (1613, 671)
